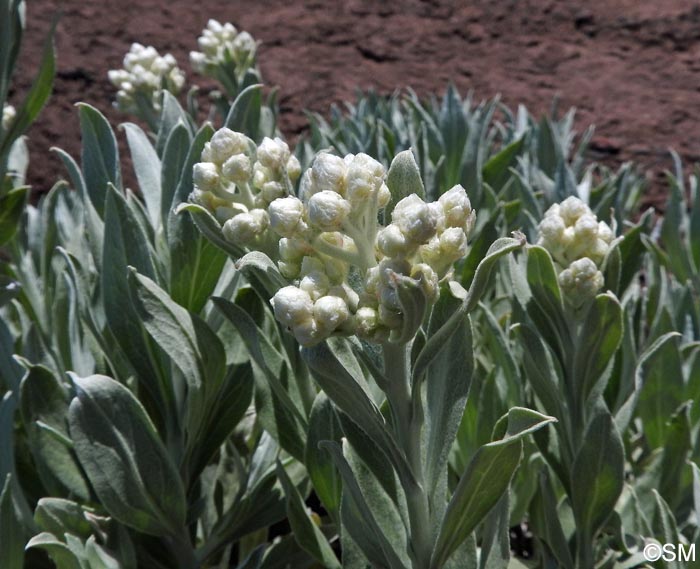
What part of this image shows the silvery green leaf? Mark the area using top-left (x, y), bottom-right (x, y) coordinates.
top-left (177, 203), bottom-right (246, 259)
top-left (130, 270), bottom-right (225, 391)
top-left (570, 406), bottom-right (624, 545)
top-left (236, 251), bottom-right (288, 300)
top-left (478, 492), bottom-right (510, 569)
top-left (160, 122), bottom-right (190, 230)
top-left (423, 290), bottom-right (473, 513)
top-left (0, 474), bottom-right (24, 569)
top-left (572, 293), bottom-right (623, 403)
top-left (213, 297), bottom-right (307, 460)
top-left (78, 103), bottom-right (121, 216)
top-left (431, 408), bottom-right (555, 569)
top-left (26, 532), bottom-right (82, 569)
top-left (34, 498), bottom-right (92, 540)
top-left (68, 374), bottom-right (186, 536)
top-left (305, 393), bottom-right (343, 522)
top-left (303, 339), bottom-right (412, 486)
top-left (276, 460), bottom-right (341, 569)
top-left (122, 122), bottom-right (161, 228)
top-left (321, 441), bottom-right (407, 569)
top-left (0, 185), bottom-right (27, 246)
top-left (482, 137), bottom-right (524, 193)
top-left (156, 91), bottom-right (192, 155)
top-left (19, 365), bottom-right (90, 500)
top-left (385, 149), bottom-right (425, 220)
top-left (414, 236), bottom-right (523, 387)
top-left (225, 84), bottom-right (263, 140)
top-left (530, 469), bottom-right (574, 569)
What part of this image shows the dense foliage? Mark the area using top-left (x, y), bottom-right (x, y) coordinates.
top-left (1, 5), bottom-right (699, 569)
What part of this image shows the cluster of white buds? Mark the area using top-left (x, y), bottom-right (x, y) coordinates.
top-left (537, 196), bottom-right (614, 306)
top-left (266, 151), bottom-right (475, 346)
top-left (190, 20), bottom-right (257, 76)
top-left (191, 127), bottom-right (300, 248)
top-left (108, 43), bottom-right (185, 114)
top-left (2, 104), bottom-right (15, 130)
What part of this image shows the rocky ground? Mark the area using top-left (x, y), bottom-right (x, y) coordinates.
top-left (13, 0), bottom-right (700, 208)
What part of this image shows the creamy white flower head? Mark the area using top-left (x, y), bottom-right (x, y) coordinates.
top-left (313, 296), bottom-right (350, 332)
top-left (108, 43), bottom-right (184, 112)
top-left (268, 197), bottom-right (305, 237)
top-left (346, 153), bottom-right (386, 203)
top-left (310, 153), bottom-right (347, 195)
top-left (377, 224), bottom-right (410, 258)
top-left (222, 209), bottom-right (268, 244)
top-left (271, 286), bottom-right (314, 328)
top-left (307, 191), bottom-right (351, 231)
top-left (439, 185), bottom-right (473, 230)
top-left (191, 20), bottom-right (256, 75)
top-left (221, 153), bottom-right (252, 184)
top-left (2, 104), bottom-right (15, 130)
top-left (300, 269), bottom-right (330, 301)
top-left (193, 162), bottom-right (220, 192)
top-left (392, 194), bottom-right (439, 244)
top-left (558, 257), bottom-right (604, 306)
top-left (257, 137), bottom-right (291, 171)
top-left (209, 128), bottom-right (250, 164)
top-left (559, 196), bottom-right (589, 226)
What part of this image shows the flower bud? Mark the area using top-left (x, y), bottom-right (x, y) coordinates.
top-left (193, 162), bottom-right (220, 192)
top-left (287, 155), bottom-right (302, 182)
top-left (559, 196), bottom-right (589, 225)
top-left (257, 137), bottom-right (291, 171)
top-left (346, 153), bottom-right (385, 203)
top-left (269, 197), bottom-right (305, 237)
top-left (221, 153), bottom-right (252, 184)
top-left (313, 296), bottom-right (350, 332)
top-left (558, 257), bottom-right (604, 306)
top-left (222, 209), bottom-right (268, 244)
top-left (355, 306), bottom-right (380, 339)
top-left (439, 185), bottom-right (473, 229)
top-left (377, 183), bottom-right (391, 208)
top-left (300, 270), bottom-right (330, 301)
top-left (311, 153), bottom-right (347, 195)
top-left (271, 286), bottom-right (314, 327)
top-left (392, 194), bottom-right (439, 244)
top-left (307, 191), bottom-right (351, 231)
top-left (210, 128), bottom-right (250, 164)
top-left (377, 224), bottom-right (410, 258)
top-left (2, 104), bottom-right (15, 130)
top-left (292, 319), bottom-right (321, 347)
top-left (439, 227), bottom-right (468, 258)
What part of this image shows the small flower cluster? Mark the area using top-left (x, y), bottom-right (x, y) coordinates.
top-left (191, 127), bottom-right (300, 247)
top-left (267, 153), bottom-right (475, 346)
top-left (108, 43), bottom-right (185, 114)
top-left (2, 104), bottom-right (15, 130)
top-left (190, 20), bottom-right (257, 77)
top-left (537, 196), bottom-right (614, 306)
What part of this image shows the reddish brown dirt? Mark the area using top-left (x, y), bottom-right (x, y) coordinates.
top-left (12, 0), bottom-right (700, 209)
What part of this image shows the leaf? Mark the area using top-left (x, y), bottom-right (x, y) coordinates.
top-left (160, 122), bottom-right (190, 227)
top-left (122, 122), bottom-right (161, 227)
top-left (423, 294), bottom-right (473, 510)
top-left (0, 185), bottom-right (27, 245)
top-left (19, 365), bottom-right (90, 500)
top-left (78, 103), bottom-right (121, 215)
top-left (572, 293), bottom-right (623, 403)
top-left (25, 532), bottom-right (82, 569)
top-left (530, 469), bottom-right (574, 569)
top-left (321, 441), bottom-right (407, 569)
top-left (478, 492), bottom-right (510, 569)
top-left (430, 408), bottom-right (555, 569)
top-left (385, 149), bottom-right (425, 220)
top-left (68, 374), bottom-right (186, 536)
top-left (413, 236), bottom-right (524, 385)
top-left (276, 461), bottom-right (341, 569)
top-left (482, 137), bottom-right (524, 193)
top-left (305, 393), bottom-right (343, 522)
top-left (177, 202), bottom-right (246, 259)
top-left (0, 475), bottom-right (24, 569)
top-left (236, 251), bottom-right (288, 299)
top-left (130, 270), bottom-right (225, 391)
top-left (0, 23), bottom-right (55, 160)
top-left (225, 84), bottom-right (262, 139)
top-left (34, 498), bottom-right (92, 540)
top-left (570, 406), bottom-right (624, 541)
top-left (303, 339), bottom-right (412, 485)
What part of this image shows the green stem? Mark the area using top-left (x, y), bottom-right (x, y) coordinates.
top-left (383, 341), bottom-right (432, 569)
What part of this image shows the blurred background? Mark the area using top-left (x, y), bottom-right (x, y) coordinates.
top-left (12, 0), bottom-right (700, 207)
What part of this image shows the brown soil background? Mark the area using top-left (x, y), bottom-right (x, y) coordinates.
top-left (12, 0), bottom-right (700, 208)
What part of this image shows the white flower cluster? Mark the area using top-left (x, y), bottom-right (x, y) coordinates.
top-left (190, 19), bottom-right (257, 76)
top-left (267, 152), bottom-right (475, 346)
top-left (2, 104), bottom-right (15, 130)
top-left (108, 43), bottom-right (185, 113)
top-left (537, 196), bottom-right (614, 306)
top-left (192, 127), bottom-right (300, 247)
